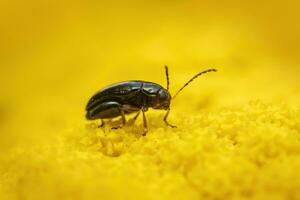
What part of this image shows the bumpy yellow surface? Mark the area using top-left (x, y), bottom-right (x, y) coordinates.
top-left (1, 1), bottom-right (300, 199)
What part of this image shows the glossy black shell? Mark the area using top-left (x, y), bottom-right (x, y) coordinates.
top-left (86, 81), bottom-right (165, 117)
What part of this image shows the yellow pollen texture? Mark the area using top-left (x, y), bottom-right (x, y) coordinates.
top-left (0, 1), bottom-right (300, 200)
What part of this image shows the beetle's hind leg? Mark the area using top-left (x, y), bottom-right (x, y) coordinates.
top-left (98, 119), bottom-right (105, 128)
top-left (111, 109), bottom-right (126, 130)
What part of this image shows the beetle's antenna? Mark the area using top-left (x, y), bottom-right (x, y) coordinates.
top-left (172, 68), bottom-right (217, 99)
top-left (165, 65), bottom-right (170, 91)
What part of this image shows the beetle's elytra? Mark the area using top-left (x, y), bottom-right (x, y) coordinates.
top-left (85, 66), bottom-right (217, 135)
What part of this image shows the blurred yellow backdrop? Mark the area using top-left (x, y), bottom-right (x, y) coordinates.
top-left (0, 0), bottom-right (300, 199)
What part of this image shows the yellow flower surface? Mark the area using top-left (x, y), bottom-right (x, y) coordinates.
top-left (0, 1), bottom-right (300, 199)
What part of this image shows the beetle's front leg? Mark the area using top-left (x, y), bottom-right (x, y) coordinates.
top-left (111, 109), bottom-right (126, 130)
top-left (163, 109), bottom-right (177, 128)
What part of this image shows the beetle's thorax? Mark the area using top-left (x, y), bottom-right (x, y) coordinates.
top-left (151, 88), bottom-right (171, 110)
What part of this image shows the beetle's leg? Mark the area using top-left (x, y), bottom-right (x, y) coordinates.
top-left (111, 109), bottom-right (126, 130)
top-left (98, 119), bottom-right (105, 128)
top-left (163, 109), bottom-right (177, 128)
top-left (132, 110), bottom-right (141, 121)
top-left (122, 105), bottom-right (140, 122)
top-left (121, 109), bottom-right (126, 125)
top-left (141, 108), bottom-right (148, 136)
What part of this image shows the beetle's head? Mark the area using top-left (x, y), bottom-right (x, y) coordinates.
top-left (153, 89), bottom-right (171, 110)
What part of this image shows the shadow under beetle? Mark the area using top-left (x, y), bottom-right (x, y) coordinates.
top-left (85, 66), bottom-right (217, 136)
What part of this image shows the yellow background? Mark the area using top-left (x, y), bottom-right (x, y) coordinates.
top-left (0, 0), bottom-right (300, 199)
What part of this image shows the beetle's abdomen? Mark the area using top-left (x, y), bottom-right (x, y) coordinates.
top-left (86, 102), bottom-right (122, 120)
top-left (86, 81), bottom-right (143, 111)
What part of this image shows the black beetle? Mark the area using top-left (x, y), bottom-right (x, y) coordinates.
top-left (86, 66), bottom-right (217, 135)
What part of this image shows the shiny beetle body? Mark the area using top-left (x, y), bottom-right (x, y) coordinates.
top-left (85, 66), bottom-right (217, 135)
top-left (86, 81), bottom-right (170, 120)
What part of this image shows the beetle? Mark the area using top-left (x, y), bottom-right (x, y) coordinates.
top-left (85, 66), bottom-right (217, 135)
